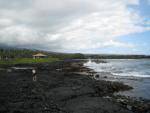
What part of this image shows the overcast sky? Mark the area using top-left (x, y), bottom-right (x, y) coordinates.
top-left (0, 0), bottom-right (150, 54)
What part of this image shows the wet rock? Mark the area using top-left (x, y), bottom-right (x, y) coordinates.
top-left (95, 74), bottom-right (99, 78)
top-left (127, 105), bottom-right (132, 111)
top-left (104, 76), bottom-right (108, 78)
top-left (0, 60), bottom-right (142, 113)
top-left (22, 84), bottom-right (29, 88)
top-left (64, 96), bottom-right (132, 113)
top-left (112, 95), bottom-right (150, 113)
top-left (0, 106), bottom-right (8, 112)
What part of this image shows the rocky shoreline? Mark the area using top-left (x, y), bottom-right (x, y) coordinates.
top-left (0, 60), bottom-right (149, 113)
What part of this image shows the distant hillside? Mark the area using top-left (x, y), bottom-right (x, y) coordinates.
top-left (0, 47), bottom-right (150, 59)
top-left (0, 48), bottom-right (43, 58)
top-left (85, 54), bottom-right (150, 59)
top-left (0, 48), bottom-right (85, 60)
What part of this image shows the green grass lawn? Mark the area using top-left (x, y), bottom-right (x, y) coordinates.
top-left (0, 57), bottom-right (59, 64)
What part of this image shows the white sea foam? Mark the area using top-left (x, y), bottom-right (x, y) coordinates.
top-left (112, 73), bottom-right (150, 78)
top-left (84, 59), bottom-right (150, 78)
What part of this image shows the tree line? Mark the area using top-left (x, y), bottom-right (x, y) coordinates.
top-left (0, 48), bottom-right (149, 60)
top-left (0, 48), bottom-right (85, 60)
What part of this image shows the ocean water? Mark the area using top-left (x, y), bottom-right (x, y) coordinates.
top-left (84, 59), bottom-right (150, 100)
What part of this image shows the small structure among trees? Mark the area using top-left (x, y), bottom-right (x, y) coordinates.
top-left (33, 53), bottom-right (47, 59)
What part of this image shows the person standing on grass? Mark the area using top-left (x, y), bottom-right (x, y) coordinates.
top-left (32, 68), bottom-right (37, 81)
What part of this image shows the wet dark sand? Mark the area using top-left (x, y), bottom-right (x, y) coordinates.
top-left (0, 60), bottom-right (149, 113)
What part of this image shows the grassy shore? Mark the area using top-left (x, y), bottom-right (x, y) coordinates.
top-left (0, 57), bottom-right (59, 64)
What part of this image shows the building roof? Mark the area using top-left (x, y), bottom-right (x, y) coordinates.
top-left (33, 53), bottom-right (47, 57)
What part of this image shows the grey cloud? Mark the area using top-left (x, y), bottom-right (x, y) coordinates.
top-left (0, 0), bottom-right (33, 10)
top-left (0, 0), bottom-right (101, 34)
top-left (0, 0), bottom-right (149, 53)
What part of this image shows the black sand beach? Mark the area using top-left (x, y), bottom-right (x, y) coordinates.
top-left (0, 60), bottom-right (149, 113)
